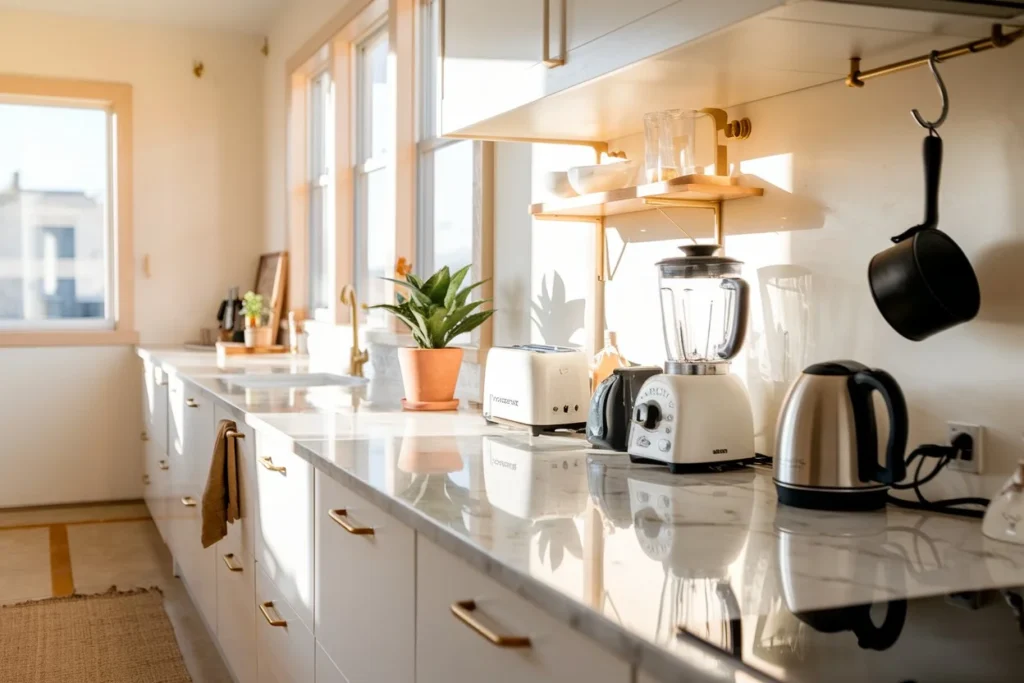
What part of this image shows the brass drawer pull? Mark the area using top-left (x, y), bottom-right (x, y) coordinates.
top-left (328, 509), bottom-right (374, 536)
top-left (258, 456), bottom-right (286, 475)
top-left (141, 431), bottom-right (150, 442)
top-left (542, 0), bottom-right (565, 68)
top-left (143, 474), bottom-right (151, 485)
top-left (159, 460), bottom-right (170, 470)
top-left (222, 553), bottom-right (243, 572)
top-left (181, 496), bottom-right (197, 507)
top-left (158, 379), bottom-right (168, 387)
top-left (260, 601), bottom-right (287, 627)
top-left (450, 600), bottom-right (531, 648)
top-left (185, 398), bottom-right (198, 408)
top-left (226, 430), bottom-right (245, 439)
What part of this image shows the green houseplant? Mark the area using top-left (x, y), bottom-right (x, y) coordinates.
top-left (241, 291), bottom-right (272, 349)
top-left (370, 260), bottom-right (493, 410)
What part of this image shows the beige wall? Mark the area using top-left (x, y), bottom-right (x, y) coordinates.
top-left (0, 10), bottom-right (265, 506)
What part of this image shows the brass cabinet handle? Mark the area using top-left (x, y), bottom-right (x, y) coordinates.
top-left (159, 460), bottom-right (170, 471)
top-left (142, 474), bottom-right (151, 485)
top-left (226, 430), bottom-right (245, 439)
top-left (328, 509), bottom-right (374, 536)
top-left (181, 496), bottom-right (197, 507)
top-left (141, 431), bottom-right (150, 442)
top-left (542, 0), bottom-right (566, 68)
top-left (222, 553), bottom-right (243, 572)
top-left (186, 398), bottom-right (198, 408)
top-left (259, 601), bottom-right (287, 627)
top-left (450, 600), bottom-right (531, 648)
top-left (158, 379), bottom-right (168, 387)
top-left (258, 456), bottom-right (286, 475)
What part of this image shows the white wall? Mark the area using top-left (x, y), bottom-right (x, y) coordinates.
top-left (0, 10), bottom-right (265, 506)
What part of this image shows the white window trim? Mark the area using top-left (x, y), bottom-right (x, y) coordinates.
top-left (0, 74), bottom-right (136, 347)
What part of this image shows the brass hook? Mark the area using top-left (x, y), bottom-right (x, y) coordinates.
top-left (911, 51), bottom-right (949, 132)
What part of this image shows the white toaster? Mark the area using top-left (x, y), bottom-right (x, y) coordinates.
top-left (482, 345), bottom-right (590, 435)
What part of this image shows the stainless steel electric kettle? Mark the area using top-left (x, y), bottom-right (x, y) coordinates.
top-left (774, 360), bottom-right (908, 511)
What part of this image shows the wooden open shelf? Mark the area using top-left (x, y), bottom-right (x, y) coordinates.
top-left (529, 174), bottom-right (764, 219)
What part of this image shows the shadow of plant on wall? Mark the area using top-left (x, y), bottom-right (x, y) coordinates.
top-left (531, 272), bottom-right (585, 347)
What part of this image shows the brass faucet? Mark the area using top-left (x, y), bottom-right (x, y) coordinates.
top-left (340, 285), bottom-right (369, 378)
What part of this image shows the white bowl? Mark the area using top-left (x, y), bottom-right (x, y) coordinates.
top-left (568, 160), bottom-right (638, 195)
top-left (542, 171), bottom-right (578, 199)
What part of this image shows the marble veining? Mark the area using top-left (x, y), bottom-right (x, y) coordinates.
top-left (138, 347), bottom-right (1024, 683)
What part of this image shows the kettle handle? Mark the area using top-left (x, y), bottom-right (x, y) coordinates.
top-left (851, 369), bottom-right (908, 485)
top-left (851, 599), bottom-right (908, 651)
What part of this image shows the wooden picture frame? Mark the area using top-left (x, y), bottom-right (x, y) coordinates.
top-left (255, 252), bottom-right (289, 341)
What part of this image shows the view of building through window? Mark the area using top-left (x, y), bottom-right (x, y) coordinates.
top-left (0, 101), bottom-right (110, 326)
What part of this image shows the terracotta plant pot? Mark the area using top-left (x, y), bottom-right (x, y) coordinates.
top-left (397, 347), bottom-right (463, 410)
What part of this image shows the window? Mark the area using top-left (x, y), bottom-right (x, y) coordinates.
top-left (0, 76), bottom-right (133, 345)
top-left (307, 69), bottom-right (333, 315)
top-left (354, 26), bottom-right (393, 327)
top-left (416, 0), bottom-right (476, 276)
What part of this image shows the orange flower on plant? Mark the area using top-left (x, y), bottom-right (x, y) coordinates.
top-left (395, 257), bottom-right (413, 278)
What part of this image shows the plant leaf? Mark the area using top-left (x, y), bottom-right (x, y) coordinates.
top-left (379, 277), bottom-right (431, 306)
top-left (369, 304), bottom-right (418, 333)
top-left (427, 306), bottom-right (449, 347)
top-left (423, 266), bottom-right (451, 305)
top-left (406, 273), bottom-right (423, 289)
top-left (443, 299), bottom-right (489, 335)
top-left (444, 265), bottom-right (472, 309)
top-left (410, 309), bottom-right (433, 347)
top-left (455, 278), bottom-right (489, 307)
top-left (444, 309), bottom-right (494, 346)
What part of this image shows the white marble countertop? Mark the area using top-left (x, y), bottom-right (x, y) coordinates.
top-left (138, 346), bottom-right (1024, 683)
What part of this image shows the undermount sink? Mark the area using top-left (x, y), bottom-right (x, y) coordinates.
top-left (223, 373), bottom-right (368, 389)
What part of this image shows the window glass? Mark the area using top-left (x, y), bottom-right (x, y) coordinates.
top-left (0, 102), bottom-right (110, 326)
top-left (431, 140), bottom-right (474, 273)
top-left (308, 70), bottom-right (333, 313)
top-left (364, 31), bottom-right (390, 162)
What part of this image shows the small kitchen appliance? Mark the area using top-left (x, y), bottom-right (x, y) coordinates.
top-left (982, 460), bottom-right (1024, 546)
top-left (587, 366), bottom-right (661, 451)
top-left (627, 244), bottom-right (756, 471)
top-left (483, 345), bottom-right (590, 436)
top-left (774, 360), bottom-right (908, 511)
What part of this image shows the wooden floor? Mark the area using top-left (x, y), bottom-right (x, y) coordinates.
top-left (0, 501), bottom-right (232, 683)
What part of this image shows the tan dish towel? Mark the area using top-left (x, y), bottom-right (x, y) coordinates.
top-left (202, 419), bottom-right (242, 548)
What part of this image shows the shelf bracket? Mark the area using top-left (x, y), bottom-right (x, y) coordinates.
top-left (847, 23), bottom-right (1023, 87)
top-left (642, 198), bottom-right (723, 245)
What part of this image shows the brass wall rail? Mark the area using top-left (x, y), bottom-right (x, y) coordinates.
top-left (847, 24), bottom-right (1022, 88)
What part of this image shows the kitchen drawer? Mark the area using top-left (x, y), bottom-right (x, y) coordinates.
top-left (315, 471), bottom-right (414, 683)
top-left (255, 430), bottom-right (314, 632)
top-left (142, 361), bottom-right (169, 453)
top-left (416, 536), bottom-right (631, 683)
top-left (214, 405), bottom-right (256, 562)
top-left (256, 564), bottom-right (314, 683)
top-left (217, 547), bottom-right (257, 683)
top-left (315, 643), bottom-right (347, 683)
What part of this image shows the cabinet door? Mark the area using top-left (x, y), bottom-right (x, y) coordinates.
top-left (417, 536), bottom-right (631, 683)
top-left (254, 430), bottom-right (314, 632)
top-left (441, 0), bottom-right (545, 134)
top-left (315, 471), bottom-right (414, 683)
top-left (167, 374), bottom-right (188, 562)
top-left (178, 386), bottom-right (218, 634)
top-left (564, 0), bottom-right (677, 53)
top-left (256, 564), bottom-right (314, 683)
top-left (217, 545), bottom-right (257, 683)
top-left (315, 643), bottom-right (346, 683)
top-left (214, 405), bottom-right (256, 562)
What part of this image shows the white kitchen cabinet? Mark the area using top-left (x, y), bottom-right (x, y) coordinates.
top-left (256, 564), bottom-right (314, 683)
top-left (416, 536), bottom-right (631, 683)
top-left (254, 429), bottom-right (314, 632)
top-left (315, 471), bottom-right (414, 683)
top-left (167, 373), bottom-right (188, 562)
top-left (564, 0), bottom-right (677, 54)
top-left (142, 363), bottom-right (171, 544)
top-left (217, 545), bottom-right (257, 683)
top-left (315, 643), bottom-right (346, 683)
top-left (173, 384), bottom-right (219, 634)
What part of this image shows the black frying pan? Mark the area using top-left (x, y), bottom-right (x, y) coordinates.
top-left (868, 133), bottom-right (980, 341)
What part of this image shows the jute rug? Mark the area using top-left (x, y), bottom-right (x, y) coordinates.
top-left (0, 587), bottom-right (192, 682)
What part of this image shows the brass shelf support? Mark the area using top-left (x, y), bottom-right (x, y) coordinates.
top-left (847, 23), bottom-right (1023, 88)
top-left (642, 198), bottom-right (724, 245)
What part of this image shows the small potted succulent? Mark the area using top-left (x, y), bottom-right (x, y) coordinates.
top-left (242, 291), bottom-right (273, 348)
top-left (370, 259), bottom-right (493, 410)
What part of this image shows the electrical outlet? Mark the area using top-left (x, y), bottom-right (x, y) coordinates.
top-left (947, 422), bottom-right (983, 474)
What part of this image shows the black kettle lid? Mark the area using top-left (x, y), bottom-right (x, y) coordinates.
top-left (804, 360), bottom-right (869, 376)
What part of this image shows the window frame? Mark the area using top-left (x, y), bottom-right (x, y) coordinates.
top-left (0, 74), bottom-right (135, 347)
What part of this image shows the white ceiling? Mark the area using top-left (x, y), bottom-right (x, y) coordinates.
top-left (0, 0), bottom-right (284, 34)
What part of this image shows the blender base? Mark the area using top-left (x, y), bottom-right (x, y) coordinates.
top-left (629, 454), bottom-right (754, 473)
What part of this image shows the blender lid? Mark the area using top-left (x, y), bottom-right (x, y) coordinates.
top-left (656, 244), bottom-right (744, 278)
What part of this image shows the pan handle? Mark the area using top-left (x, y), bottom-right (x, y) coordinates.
top-left (892, 134), bottom-right (942, 243)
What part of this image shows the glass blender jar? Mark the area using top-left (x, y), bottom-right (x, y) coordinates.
top-left (657, 244), bottom-right (749, 374)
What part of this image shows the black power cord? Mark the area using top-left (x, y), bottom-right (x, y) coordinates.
top-left (886, 436), bottom-right (990, 519)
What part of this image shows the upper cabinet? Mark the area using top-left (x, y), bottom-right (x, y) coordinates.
top-left (440, 0), bottom-right (1024, 142)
